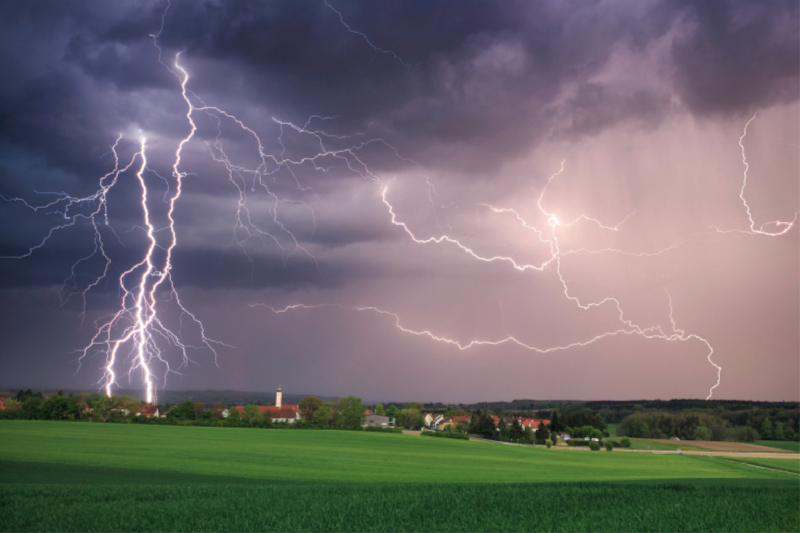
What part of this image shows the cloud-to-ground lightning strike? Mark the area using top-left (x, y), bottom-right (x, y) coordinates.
top-left (1, 2), bottom-right (795, 402)
top-left (736, 114), bottom-right (798, 237)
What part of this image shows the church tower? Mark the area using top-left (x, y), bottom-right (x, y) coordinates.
top-left (276, 385), bottom-right (282, 409)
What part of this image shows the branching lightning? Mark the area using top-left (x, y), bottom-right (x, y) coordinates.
top-left (1, 2), bottom-right (795, 402)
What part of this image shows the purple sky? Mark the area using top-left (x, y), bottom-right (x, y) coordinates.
top-left (0, 0), bottom-right (797, 403)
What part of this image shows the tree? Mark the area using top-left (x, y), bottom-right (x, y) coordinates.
top-left (227, 406), bottom-right (241, 421)
top-left (774, 422), bottom-right (785, 441)
top-left (497, 417), bottom-right (509, 439)
top-left (211, 403), bottom-right (228, 420)
top-left (40, 395), bottom-right (79, 420)
top-left (760, 419), bottom-right (774, 440)
top-left (693, 426), bottom-right (711, 441)
top-left (168, 401), bottom-right (196, 420)
top-left (550, 410), bottom-right (562, 433)
top-left (242, 405), bottom-right (261, 423)
top-left (620, 437), bottom-right (631, 448)
top-left (313, 402), bottom-right (334, 427)
top-left (470, 411), bottom-right (482, 434)
top-left (397, 408), bottom-right (422, 429)
top-left (21, 396), bottom-right (44, 420)
top-left (510, 418), bottom-right (524, 442)
top-left (334, 396), bottom-right (366, 430)
top-left (1, 398), bottom-right (20, 411)
top-left (523, 426), bottom-right (535, 444)
top-left (478, 412), bottom-right (496, 439)
top-left (193, 401), bottom-right (207, 418)
top-left (535, 423), bottom-right (550, 444)
top-left (375, 404), bottom-right (386, 416)
top-left (386, 404), bottom-right (400, 422)
top-left (299, 396), bottom-right (324, 422)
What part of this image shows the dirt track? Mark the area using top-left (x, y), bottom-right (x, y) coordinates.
top-left (654, 440), bottom-right (791, 453)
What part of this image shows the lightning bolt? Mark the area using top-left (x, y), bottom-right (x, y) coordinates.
top-left (736, 114), bottom-right (798, 236)
top-left (1, 2), bottom-right (795, 402)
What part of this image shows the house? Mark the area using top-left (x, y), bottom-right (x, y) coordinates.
top-left (223, 385), bottom-right (302, 423)
top-left (432, 414), bottom-right (444, 427)
top-left (436, 417), bottom-right (455, 430)
top-left (364, 414), bottom-right (390, 427)
top-left (136, 404), bottom-right (160, 418)
top-left (437, 415), bottom-right (470, 431)
top-left (422, 413), bottom-right (434, 427)
top-left (518, 418), bottom-right (550, 432)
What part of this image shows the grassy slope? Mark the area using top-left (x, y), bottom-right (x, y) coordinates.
top-left (756, 440), bottom-right (800, 453)
top-left (1, 421), bottom-right (793, 484)
top-left (1, 421), bottom-right (798, 532)
top-left (1, 482), bottom-right (798, 533)
top-left (724, 457), bottom-right (800, 474)
top-left (608, 438), bottom-right (702, 451)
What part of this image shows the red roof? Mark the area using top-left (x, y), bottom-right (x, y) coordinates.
top-left (137, 405), bottom-right (159, 416)
top-left (235, 404), bottom-right (299, 419)
top-left (518, 418), bottom-right (550, 429)
top-left (451, 416), bottom-right (470, 423)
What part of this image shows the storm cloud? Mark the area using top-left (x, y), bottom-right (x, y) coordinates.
top-left (0, 0), bottom-right (797, 402)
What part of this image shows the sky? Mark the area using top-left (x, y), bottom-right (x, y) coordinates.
top-left (0, 0), bottom-right (797, 403)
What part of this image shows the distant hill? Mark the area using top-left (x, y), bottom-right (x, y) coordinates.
top-left (0, 388), bottom-right (334, 406)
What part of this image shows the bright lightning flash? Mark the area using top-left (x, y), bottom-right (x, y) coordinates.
top-left (2, 2), bottom-right (795, 402)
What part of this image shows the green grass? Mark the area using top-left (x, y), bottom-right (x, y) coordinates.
top-left (607, 423), bottom-right (619, 436)
top-left (1, 421), bottom-right (798, 532)
top-left (756, 440), bottom-right (800, 453)
top-left (0, 421), bottom-right (790, 484)
top-left (1, 481), bottom-right (797, 532)
top-left (609, 438), bottom-right (702, 451)
top-left (723, 457), bottom-right (800, 474)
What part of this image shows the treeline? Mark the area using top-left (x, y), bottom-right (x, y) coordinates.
top-left (580, 399), bottom-right (799, 426)
top-left (0, 390), bottom-right (371, 432)
top-left (467, 410), bottom-right (557, 446)
top-left (616, 410), bottom-right (799, 442)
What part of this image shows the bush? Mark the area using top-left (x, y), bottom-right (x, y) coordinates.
top-left (589, 442), bottom-right (601, 451)
top-left (363, 426), bottom-right (403, 434)
top-left (0, 410), bottom-right (21, 420)
top-left (605, 442), bottom-right (613, 451)
top-left (620, 437), bottom-right (631, 448)
top-left (421, 430), bottom-right (469, 440)
top-left (546, 441), bottom-right (551, 448)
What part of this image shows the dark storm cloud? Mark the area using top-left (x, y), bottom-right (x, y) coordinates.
top-left (0, 0), bottom-right (797, 401)
top-left (670, 0), bottom-right (800, 115)
top-left (1, 0), bottom-right (797, 180)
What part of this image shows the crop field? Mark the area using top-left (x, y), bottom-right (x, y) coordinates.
top-left (724, 457), bottom-right (800, 474)
top-left (1, 421), bottom-right (798, 532)
top-left (756, 440), bottom-right (800, 453)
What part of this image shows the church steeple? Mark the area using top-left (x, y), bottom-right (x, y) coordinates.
top-left (276, 384), bottom-right (282, 409)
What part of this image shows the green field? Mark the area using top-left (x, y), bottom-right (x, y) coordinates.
top-left (756, 440), bottom-right (800, 453)
top-left (724, 457), bottom-right (800, 474)
top-left (607, 437), bottom-right (702, 451)
top-left (1, 421), bottom-right (797, 532)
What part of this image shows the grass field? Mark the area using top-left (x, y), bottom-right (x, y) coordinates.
top-left (756, 440), bottom-right (800, 453)
top-left (607, 438), bottom-right (703, 451)
top-left (723, 457), bottom-right (800, 474)
top-left (1, 421), bottom-right (798, 532)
